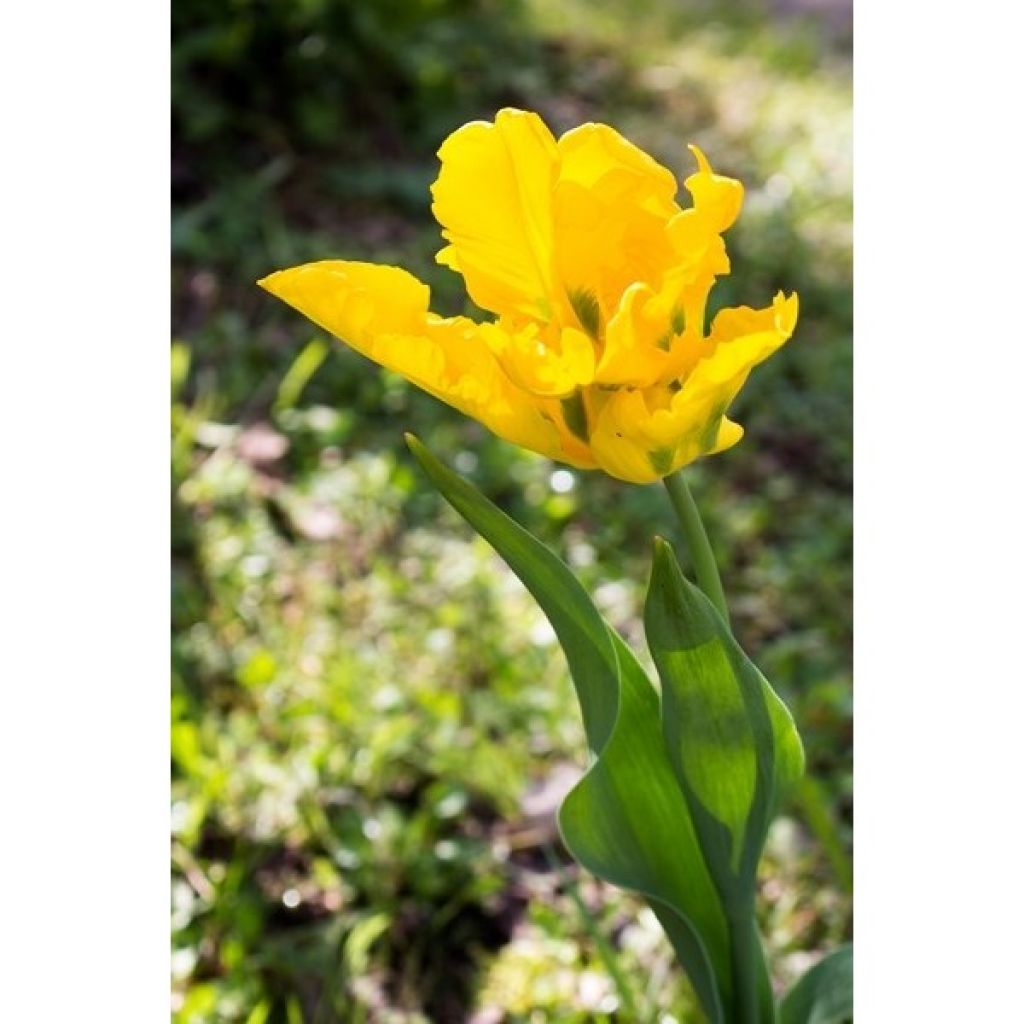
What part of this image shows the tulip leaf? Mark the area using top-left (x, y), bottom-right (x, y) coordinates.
top-left (555, 637), bottom-right (732, 1022)
top-left (645, 539), bottom-right (804, 906)
top-left (780, 946), bottom-right (853, 1024)
top-left (406, 436), bottom-right (736, 1023)
top-left (645, 539), bottom-right (804, 1024)
top-left (406, 434), bottom-right (618, 753)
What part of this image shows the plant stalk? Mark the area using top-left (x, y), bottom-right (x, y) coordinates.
top-left (728, 910), bottom-right (762, 1024)
top-left (662, 471), bottom-right (730, 625)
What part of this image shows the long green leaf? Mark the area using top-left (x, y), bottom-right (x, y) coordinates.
top-left (406, 436), bottom-right (734, 1022)
top-left (556, 632), bottom-right (732, 1020)
top-left (406, 434), bottom-right (619, 754)
top-left (779, 946), bottom-right (853, 1024)
top-left (646, 539), bottom-right (805, 1023)
top-left (646, 538), bottom-right (804, 900)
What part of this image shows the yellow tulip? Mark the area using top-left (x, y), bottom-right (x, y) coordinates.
top-left (259, 108), bottom-right (797, 484)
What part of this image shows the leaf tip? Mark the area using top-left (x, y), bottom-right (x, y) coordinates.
top-left (650, 536), bottom-right (680, 580)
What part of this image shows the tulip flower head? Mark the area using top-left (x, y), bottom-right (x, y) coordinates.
top-left (260, 108), bottom-right (797, 483)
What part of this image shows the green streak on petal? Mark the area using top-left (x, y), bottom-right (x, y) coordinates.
top-left (568, 288), bottom-right (602, 340)
top-left (561, 390), bottom-right (590, 443)
top-left (671, 305), bottom-right (686, 336)
top-left (649, 447), bottom-right (676, 476)
top-left (698, 404), bottom-right (728, 452)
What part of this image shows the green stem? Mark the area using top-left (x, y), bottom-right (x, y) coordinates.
top-left (727, 910), bottom-right (761, 1024)
top-left (662, 471), bottom-right (730, 625)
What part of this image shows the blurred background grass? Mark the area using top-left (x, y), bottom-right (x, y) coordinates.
top-left (171, 1), bottom-right (851, 1020)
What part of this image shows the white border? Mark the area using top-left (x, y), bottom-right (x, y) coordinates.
top-left (2, 2), bottom-right (168, 1019)
top-left (855, 0), bottom-right (1024, 1016)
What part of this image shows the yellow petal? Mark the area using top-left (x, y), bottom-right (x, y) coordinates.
top-left (709, 417), bottom-right (744, 454)
top-left (557, 122), bottom-right (678, 218)
top-left (595, 282), bottom-right (673, 387)
top-left (259, 260), bottom-right (430, 357)
top-left (431, 108), bottom-right (559, 321)
top-left (589, 356), bottom-right (763, 482)
top-left (435, 244), bottom-right (460, 273)
top-left (684, 145), bottom-right (744, 234)
top-left (554, 123), bottom-right (681, 318)
top-left (686, 291), bottom-right (799, 399)
top-left (482, 320), bottom-right (596, 398)
top-left (259, 259), bottom-right (573, 465)
top-left (589, 389), bottom-right (691, 479)
top-left (659, 147), bottom-right (745, 337)
top-left (588, 389), bottom-right (666, 483)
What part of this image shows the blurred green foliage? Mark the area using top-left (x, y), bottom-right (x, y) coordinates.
top-left (173, 0), bottom-right (543, 162)
top-left (172, 0), bottom-right (851, 1020)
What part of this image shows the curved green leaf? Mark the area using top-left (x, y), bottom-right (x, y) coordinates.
top-left (780, 946), bottom-right (853, 1024)
top-left (646, 539), bottom-right (805, 1023)
top-left (406, 435), bottom-right (619, 754)
top-left (406, 437), bottom-right (735, 1022)
top-left (646, 538), bottom-right (804, 900)
top-left (557, 630), bottom-right (732, 1021)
